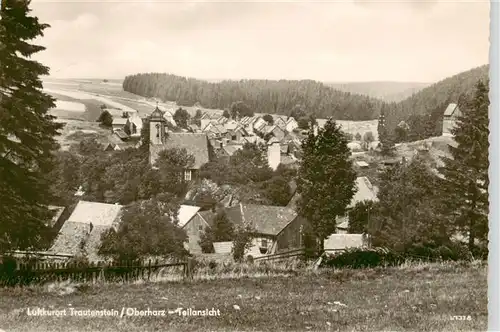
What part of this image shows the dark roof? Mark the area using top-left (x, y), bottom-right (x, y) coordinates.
top-left (225, 203), bottom-right (297, 236)
top-left (114, 129), bottom-right (129, 140)
top-left (150, 106), bottom-right (165, 121)
top-left (198, 210), bottom-right (217, 227)
top-left (149, 133), bottom-right (210, 169)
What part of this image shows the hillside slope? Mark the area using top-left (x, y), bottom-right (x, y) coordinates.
top-left (122, 73), bottom-right (386, 121)
top-left (326, 81), bottom-right (429, 102)
top-left (385, 64), bottom-right (489, 136)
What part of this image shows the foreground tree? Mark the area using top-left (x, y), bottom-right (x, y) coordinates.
top-left (97, 110), bottom-right (113, 127)
top-left (347, 200), bottom-right (377, 234)
top-left (173, 107), bottom-right (190, 128)
top-left (259, 176), bottom-right (293, 206)
top-left (290, 104), bottom-right (307, 121)
top-left (230, 101), bottom-right (253, 119)
top-left (363, 131), bottom-right (375, 150)
top-left (47, 151), bottom-right (82, 206)
top-left (296, 119), bottom-right (357, 252)
top-left (377, 108), bottom-right (395, 155)
top-left (199, 210), bottom-right (235, 253)
top-left (0, 0), bottom-right (63, 252)
top-left (99, 194), bottom-right (188, 261)
top-left (369, 157), bottom-right (451, 250)
top-left (439, 80), bottom-right (489, 251)
top-left (262, 114), bottom-right (274, 125)
top-left (228, 143), bottom-right (273, 184)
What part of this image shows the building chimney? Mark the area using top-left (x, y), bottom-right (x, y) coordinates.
top-left (267, 138), bottom-right (281, 171)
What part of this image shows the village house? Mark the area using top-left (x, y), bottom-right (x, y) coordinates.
top-left (47, 201), bottom-right (123, 262)
top-left (111, 117), bottom-right (129, 133)
top-left (273, 116), bottom-right (287, 130)
top-left (285, 117), bottom-right (299, 132)
top-left (217, 203), bottom-right (308, 257)
top-left (148, 107), bottom-right (212, 181)
top-left (261, 125), bottom-right (286, 141)
top-left (181, 209), bottom-right (217, 253)
top-left (442, 103), bottom-right (461, 136)
top-left (267, 137), bottom-right (281, 171)
top-left (225, 125), bottom-right (248, 142)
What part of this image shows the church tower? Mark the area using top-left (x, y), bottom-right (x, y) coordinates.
top-left (149, 105), bottom-right (166, 145)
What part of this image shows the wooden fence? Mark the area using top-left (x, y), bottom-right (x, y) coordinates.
top-left (253, 248), bottom-right (306, 262)
top-left (0, 259), bottom-right (194, 287)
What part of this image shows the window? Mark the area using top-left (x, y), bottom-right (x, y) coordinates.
top-left (261, 239), bottom-right (268, 248)
top-left (231, 135), bottom-right (237, 141)
top-left (184, 170), bottom-right (192, 181)
top-left (198, 225), bottom-right (203, 232)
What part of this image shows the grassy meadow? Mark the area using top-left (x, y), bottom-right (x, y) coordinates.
top-left (0, 261), bottom-right (487, 332)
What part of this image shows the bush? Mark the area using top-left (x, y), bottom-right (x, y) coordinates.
top-left (321, 242), bottom-right (481, 269)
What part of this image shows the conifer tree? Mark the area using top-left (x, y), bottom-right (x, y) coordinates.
top-left (0, 0), bottom-right (63, 252)
top-left (377, 106), bottom-right (395, 155)
top-left (296, 119), bottom-right (357, 252)
top-left (439, 80), bottom-right (489, 251)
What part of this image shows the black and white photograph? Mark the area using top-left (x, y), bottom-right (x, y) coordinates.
top-left (0, 0), bottom-right (493, 331)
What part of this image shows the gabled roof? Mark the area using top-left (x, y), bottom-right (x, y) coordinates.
top-left (68, 200), bottom-right (123, 226)
top-left (214, 124), bottom-right (228, 134)
top-left (444, 103), bottom-right (459, 116)
top-left (222, 144), bottom-right (244, 156)
top-left (268, 137), bottom-right (280, 145)
top-left (188, 124), bottom-right (200, 131)
top-left (150, 133), bottom-right (210, 169)
top-left (113, 129), bottom-right (129, 140)
top-left (198, 210), bottom-right (217, 227)
top-left (349, 177), bottom-right (378, 208)
top-left (150, 107), bottom-right (165, 120)
top-left (178, 205), bottom-right (202, 228)
top-left (112, 117), bottom-right (129, 125)
top-left (224, 120), bottom-right (239, 131)
top-left (355, 161), bottom-right (370, 168)
top-left (244, 136), bottom-right (265, 145)
top-left (200, 112), bottom-right (211, 119)
top-left (225, 203), bottom-right (298, 236)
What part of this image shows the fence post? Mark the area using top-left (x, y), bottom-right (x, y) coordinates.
top-left (147, 259), bottom-right (151, 281)
top-left (184, 258), bottom-right (193, 280)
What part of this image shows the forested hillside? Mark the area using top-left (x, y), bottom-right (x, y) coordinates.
top-left (385, 64), bottom-right (489, 139)
top-left (122, 73), bottom-right (386, 120)
top-left (326, 81), bottom-right (429, 102)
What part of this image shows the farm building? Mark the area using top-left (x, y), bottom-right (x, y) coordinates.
top-left (442, 103), bottom-right (462, 136)
top-left (148, 107), bottom-right (212, 181)
top-left (181, 209), bottom-right (216, 253)
top-left (223, 203), bottom-right (308, 258)
top-left (111, 117), bottom-right (129, 132)
top-left (47, 201), bottom-right (123, 261)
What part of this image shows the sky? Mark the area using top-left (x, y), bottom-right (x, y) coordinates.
top-left (29, 0), bottom-right (490, 83)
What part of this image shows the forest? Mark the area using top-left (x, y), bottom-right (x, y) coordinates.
top-left (122, 74), bottom-right (385, 120)
top-left (123, 64), bottom-right (489, 140)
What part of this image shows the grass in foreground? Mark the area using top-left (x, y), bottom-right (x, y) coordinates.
top-left (0, 261), bottom-right (487, 332)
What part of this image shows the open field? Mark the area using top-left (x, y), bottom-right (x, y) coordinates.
top-left (0, 261), bottom-right (486, 332)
